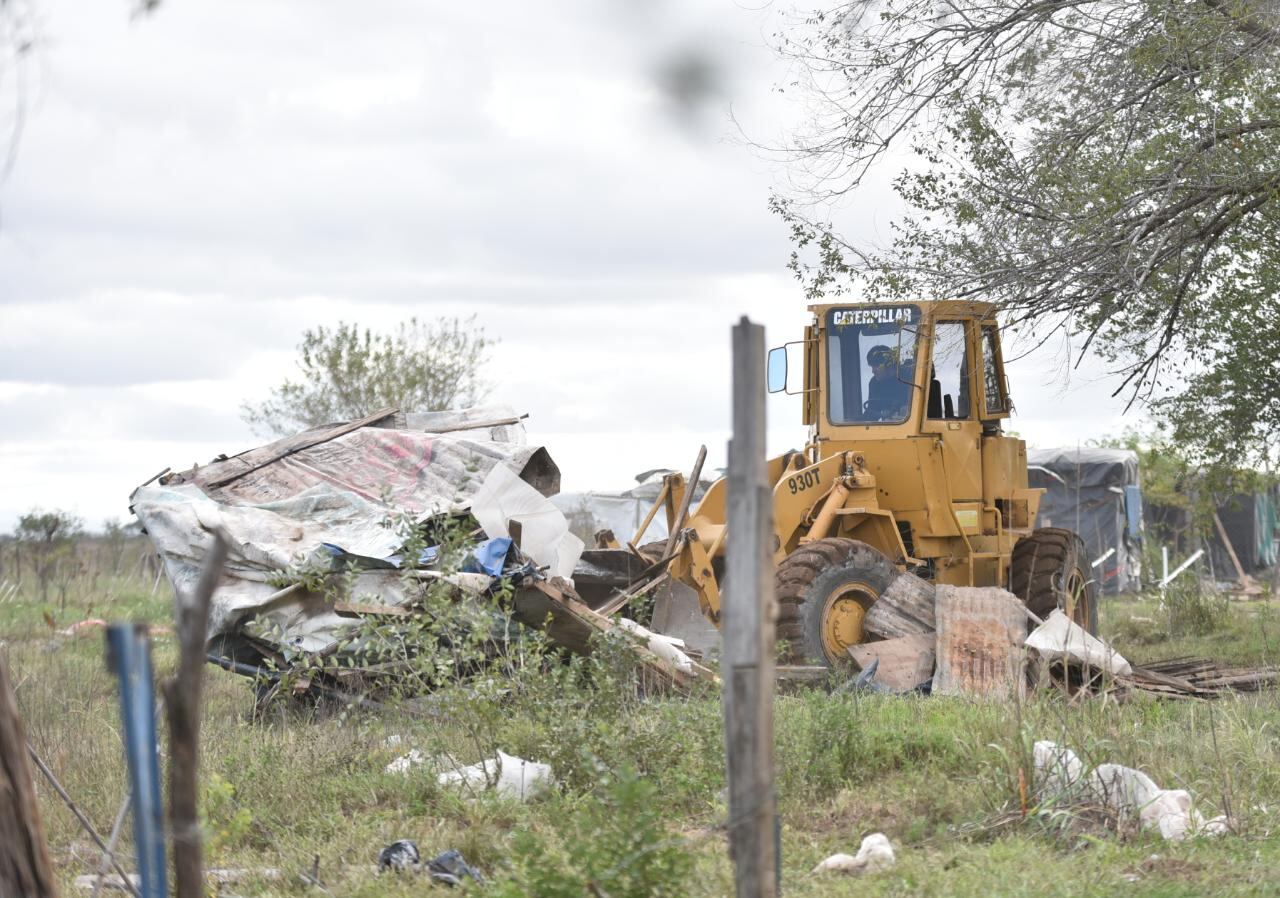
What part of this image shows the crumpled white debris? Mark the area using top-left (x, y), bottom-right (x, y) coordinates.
top-left (1088, 763), bottom-right (1230, 841)
top-left (1026, 610), bottom-right (1133, 677)
top-left (469, 463), bottom-right (583, 581)
top-left (437, 750), bottom-right (553, 801)
top-left (617, 617), bottom-right (695, 674)
top-left (812, 833), bottom-right (895, 875)
top-left (385, 748), bottom-right (428, 775)
top-left (1032, 741), bottom-right (1229, 840)
top-left (1034, 740), bottom-right (1086, 800)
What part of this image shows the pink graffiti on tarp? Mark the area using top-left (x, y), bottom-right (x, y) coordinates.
top-left (322, 430), bottom-right (436, 508)
top-left (214, 429), bottom-right (439, 510)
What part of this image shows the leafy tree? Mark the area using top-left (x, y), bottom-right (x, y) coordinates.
top-left (773, 0), bottom-right (1280, 472)
top-left (241, 316), bottom-right (493, 437)
top-left (15, 509), bottom-right (83, 604)
top-left (1097, 425), bottom-right (1268, 532)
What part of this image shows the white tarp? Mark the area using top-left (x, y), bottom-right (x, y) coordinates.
top-left (469, 464), bottom-right (584, 581)
top-left (1025, 609), bottom-right (1133, 677)
top-left (131, 407), bottom-right (563, 653)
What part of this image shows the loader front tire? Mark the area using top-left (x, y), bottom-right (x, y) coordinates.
top-left (775, 538), bottom-right (897, 666)
top-left (1010, 528), bottom-right (1098, 634)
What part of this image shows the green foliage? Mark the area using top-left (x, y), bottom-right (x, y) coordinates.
top-left (776, 0), bottom-right (1280, 474)
top-left (201, 772), bottom-right (255, 862)
top-left (490, 767), bottom-right (694, 898)
top-left (252, 478), bottom-right (551, 707)
top-left (1162, 579), bottom-right (1231, 638)
top-left (240, 315), bottom-right (493, 437)
top-left (1097, 424), bottom-right (1273, 533)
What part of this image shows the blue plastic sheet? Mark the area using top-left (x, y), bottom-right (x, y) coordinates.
top-left (463, 537), bottom-right (513, 577)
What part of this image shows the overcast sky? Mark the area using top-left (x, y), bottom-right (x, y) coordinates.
top-left (0, 0), bottom-right (1144, 532)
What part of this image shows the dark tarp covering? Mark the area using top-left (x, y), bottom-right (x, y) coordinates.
top-left (1028, 447), bottom-right (1141, 595)
top-left (1146, 487), bottom-right (1277, 580)
top-left (1210, 488), bottom-right (1279, 575)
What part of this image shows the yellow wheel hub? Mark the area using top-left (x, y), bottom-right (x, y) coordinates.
top-left (820, 583), bottom-right (873, 663)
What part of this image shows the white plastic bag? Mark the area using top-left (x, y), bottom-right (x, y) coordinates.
top-left (437, 750), bottom-right (553, 801)
top-left (812, 833), bottom-right (895, 874)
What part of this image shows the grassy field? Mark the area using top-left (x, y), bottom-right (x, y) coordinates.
top-left (6, 574), bottom-right (1280, 897)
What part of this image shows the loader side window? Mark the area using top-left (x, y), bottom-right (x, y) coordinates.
top-left (825, 305), bottom-right (921, 425)
top-left (928, 321), bottom-right (971, 419)
top-left (981, 325), bottom-right (1009, 414)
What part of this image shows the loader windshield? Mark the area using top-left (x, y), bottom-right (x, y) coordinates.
top-left (825, 305), bottom-right (921, 425)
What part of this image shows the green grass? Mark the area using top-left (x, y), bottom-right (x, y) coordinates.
top-left (7, 581), bottom-right (1280, 896)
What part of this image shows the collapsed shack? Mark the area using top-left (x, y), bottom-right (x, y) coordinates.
top-left (130, 407), bottom-right (715, 704)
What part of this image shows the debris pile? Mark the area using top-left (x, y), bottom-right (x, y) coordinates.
top-left (130, 407), bottom-right (715, 701)
top-left (848, 572), bottom-right (1276, 700)
top-left (435, 750), bottom-right (554, 801)
top-left (845, 574), bottom-right (1033, 697)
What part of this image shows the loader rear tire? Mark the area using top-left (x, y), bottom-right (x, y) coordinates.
top-left (1010, 528), bottom-right (1098, 634)
top-left (775, 538), bottom-right (897, 666)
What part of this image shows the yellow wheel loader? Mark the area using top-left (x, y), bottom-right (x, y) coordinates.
top-left (630, 300), bottom-right (1096, 666)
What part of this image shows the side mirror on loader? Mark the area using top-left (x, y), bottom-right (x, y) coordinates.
top-left (766, 346), bottom-right (787, 393)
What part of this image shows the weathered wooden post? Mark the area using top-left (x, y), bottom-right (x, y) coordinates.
top-left (0, 655), bottom-right (58, 898)
top-left (723, 316), bottom-right (778, 898)
top-left (165, 532), bottom-right (228, 898)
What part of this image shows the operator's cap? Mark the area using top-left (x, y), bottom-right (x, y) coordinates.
top-left (867, 345), bottom-right (895, 367)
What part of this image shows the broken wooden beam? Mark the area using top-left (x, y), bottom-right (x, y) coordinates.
top-left (863, 570), bottom-right (935, 639)
top-left (515, 579), bottom-right (718, 692)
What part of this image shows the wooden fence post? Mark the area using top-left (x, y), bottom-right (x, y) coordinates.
top-left (165, 531), bottom-right (228, 898)
top-left (723, 317), bottom-right (778, 898)
top-left (0, 654), bottom-right (58, 898)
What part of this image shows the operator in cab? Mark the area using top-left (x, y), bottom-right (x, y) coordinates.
top-left (863, 344), bottom-right (911, 421)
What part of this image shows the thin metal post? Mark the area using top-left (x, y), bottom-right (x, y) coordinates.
top-left (723, 317), bottom-right (778, 898)
top-left (106, 624), bottom-right (168, 898)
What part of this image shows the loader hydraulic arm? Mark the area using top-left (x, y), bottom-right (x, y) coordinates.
top-left (658, 450), bottom-right (899, 627)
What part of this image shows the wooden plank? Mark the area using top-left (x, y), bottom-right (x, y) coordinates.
top-left (932, 586), bottom-right (1025, 699)
top-left (663, 445), bottom-right (707, 558)
top-left (847, 633), bottom-right (936, 691)
top-left (417, 414), bottom-right (529, 433)
top-left (0, 655), bottom-right (58, 898)
top-left (723, 318), bottom-right (777, 898)
top-left (1214, 511), bottom-right (1262, 593)
top-left (594, 572), bottom-right (669, 618)
top-left (517, 580), bottom-right (718, 691)
top-left (863, 570), bottom-right (935, 638)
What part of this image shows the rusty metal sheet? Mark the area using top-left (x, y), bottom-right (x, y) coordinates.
top-left (932, 585), bottom-right (1026, 698)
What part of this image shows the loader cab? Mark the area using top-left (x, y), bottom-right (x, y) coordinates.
top-left (766, 301), bottom-right (1012, 437)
